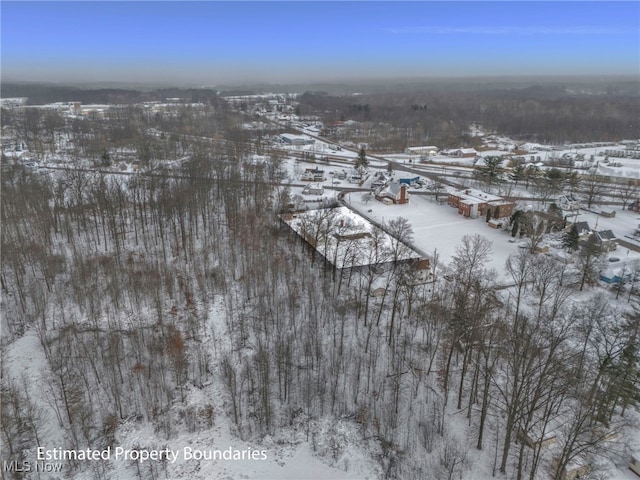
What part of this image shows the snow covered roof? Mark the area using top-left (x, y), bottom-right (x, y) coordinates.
top-left (574, 221), bottom-right (591, 235)
top-left (280, 133), bottom-right (314, 145)
top-left (450, 188), bottom-right (503, 203)
top-left (558, 194), bottom-right (578, 203)
top-left (459, 197), bottom-right (485, 205)
top-left (596, 229), bottom-right (616, 241)
top-left (302, 183), bottom-right (324, 195)
top-left (382, 181), bottom-right (403, 195)
top-left (442, 148), bottom-right (478, 156)
top-left (406, 146), bottom-right (438, 153)
top-left (281, 133), bottom-right (303, 141)
top-left (280, 207), bottom-right (421, 269)
top-left (600, 265), bottom-right (632, 282)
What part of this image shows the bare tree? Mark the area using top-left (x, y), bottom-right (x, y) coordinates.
top-left (577, 233), bottom-right (603, 291)
top-left (617, 179), bottom-right (639, 210)
top-left (520, 210), bottom-right (562, 254)
top-left (580, 171), bottom-right (606, 210)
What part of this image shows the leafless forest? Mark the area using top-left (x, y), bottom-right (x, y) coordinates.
top-left (1, 86), bottom-right (639, 479)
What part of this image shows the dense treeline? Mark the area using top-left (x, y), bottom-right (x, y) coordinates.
top-left (298, 87), bottom-right (640, 147)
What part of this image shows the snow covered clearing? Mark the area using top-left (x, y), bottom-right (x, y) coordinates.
top-left (346, 192), bottom-right (523, 283)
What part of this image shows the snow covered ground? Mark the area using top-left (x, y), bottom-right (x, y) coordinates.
top-left (345, 192), bottom-right (522, 283)
top-left (110, 410), bottom-right (379, 480)
top-left (2, 294), bottom-right (381, 480)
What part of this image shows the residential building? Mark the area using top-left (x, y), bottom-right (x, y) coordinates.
top-left (301, 168), bottom-right (325, 182)
top-left (595, 230), bottom-right (617, 252)
top-left (557, 194), bottom-right (580, 212)
top-left (573, 221), bottom-right (592, 240)
top-left (302, 184), bottom-right (324, 196)
top-left (375, 181), bottom-right (409, 205)
top-left (444, 148), bottom-right (478, 158)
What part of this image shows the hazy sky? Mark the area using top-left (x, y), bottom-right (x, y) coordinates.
top-left (2, 1), bottom-right (639, 85)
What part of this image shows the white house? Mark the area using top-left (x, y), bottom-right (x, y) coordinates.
top-left (558, 194), bottom-right (580, 212)
top-left (302, 183), bottom-right (324, 196)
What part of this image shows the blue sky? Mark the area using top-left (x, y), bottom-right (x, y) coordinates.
top-left (1, 1), bottom-right (638, 85)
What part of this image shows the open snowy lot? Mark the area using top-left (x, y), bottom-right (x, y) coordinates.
top-left (346, 192), bottom-right (524, 282)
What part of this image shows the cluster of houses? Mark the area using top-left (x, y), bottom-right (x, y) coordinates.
top-left (224, 93), bottom-right (297, 117)
top-left (2, 100), bottom-right (113, 118)
top-left (2, 97), bottom-right (215, 120)
top-left (603, 146), bottom-right (640, 160)
top-left (300, 167), bottom-right (363, 188)
top-left (0, 97), bottom-right (27, 107)
top-left (443, 189), bottom-right (634, 287)
top-left (556, 213), bottom-right (635, 286)
top-left (572, 221), bottom-right (617, 252)
top-left (563, 220), bottom-right (639, 285)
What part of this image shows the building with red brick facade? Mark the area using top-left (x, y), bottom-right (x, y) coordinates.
top-left (447, 189), bottom-right (515, 219)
